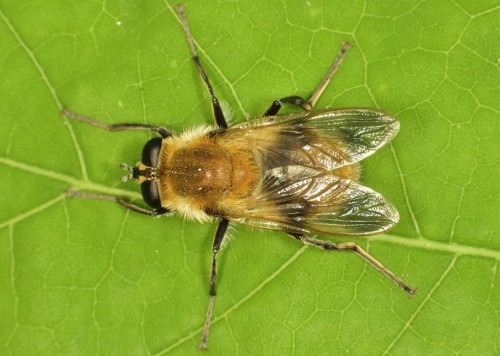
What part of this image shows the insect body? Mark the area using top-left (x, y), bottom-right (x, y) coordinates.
top-left (127, 108), bottom-right (400, 231)
top-left (63, 3), bottom-right (415, 351)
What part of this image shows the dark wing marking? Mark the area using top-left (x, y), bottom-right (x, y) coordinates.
top-left (232, 172), bottom-right (399, 236)
top-left (231, 108), bottom-right (399, 171)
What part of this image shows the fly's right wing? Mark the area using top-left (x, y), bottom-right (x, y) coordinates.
top-left (231, 108), bottom-right (399, 171)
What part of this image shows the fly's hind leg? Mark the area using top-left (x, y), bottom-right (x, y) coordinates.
top-left (263, 96), bottom-right (313, 116)
top-left (289, 233), bottom-right (416, 297)
top-left (263, 41), bottom-right (350, 116)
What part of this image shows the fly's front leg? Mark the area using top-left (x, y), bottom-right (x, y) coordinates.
top-left (175, 4), bottom-right (228, 129)
top-left (199, 218), bottom-right (229, 351)
top-left (289, 233), bottom-right (416, 297)
top-left (61, 107), bottom-right (172, 138)
top-left (263, 41), bottom-right (350, 117)
top-left (66, 190), bottom-right (170, 216)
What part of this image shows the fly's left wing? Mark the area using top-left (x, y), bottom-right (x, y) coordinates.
top-left (232, 172), bottom-right (399, 237)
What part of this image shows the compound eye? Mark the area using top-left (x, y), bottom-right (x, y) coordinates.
top-left (141, 180), bottom-right (162, 209)
top-left (142, 137), bottom-right (163, 167)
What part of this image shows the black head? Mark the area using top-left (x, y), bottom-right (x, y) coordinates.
top-left (120, 137), bottom-right (164, 209)
top-left (139, 137), bottom-right (163, 209)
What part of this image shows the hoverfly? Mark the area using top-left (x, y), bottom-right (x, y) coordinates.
top-left (62, 3), bottom-right (416, 350)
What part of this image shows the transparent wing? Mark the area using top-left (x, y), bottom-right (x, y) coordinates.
top-left (232, 172), bottom-right (399, 236)
top-left (231, 108), bottom-right (399, 171)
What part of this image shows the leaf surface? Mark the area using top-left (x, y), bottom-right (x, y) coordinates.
top-left (0, 0), bottom-right (499, 354)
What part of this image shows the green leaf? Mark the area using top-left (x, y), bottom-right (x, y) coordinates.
top-left (1, 0), bottom-right (499, 354)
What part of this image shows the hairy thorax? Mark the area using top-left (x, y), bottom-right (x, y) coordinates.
top-left (158, 131), bottom-right (259, 220)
